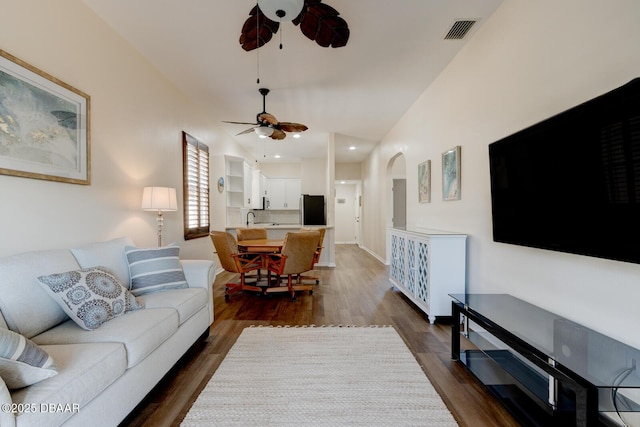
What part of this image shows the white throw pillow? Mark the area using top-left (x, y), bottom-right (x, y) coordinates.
top-left (0, 328), bottom-right (58, 389)
top-left (37, 267), bottom-right (144, 331)
top-left (70, 237), bottom-right (134, 287)
top-left (125, 244), bottom-right (188, 296)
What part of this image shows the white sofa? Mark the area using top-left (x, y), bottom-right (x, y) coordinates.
top-left (0, 237), bottom-right (215, 427)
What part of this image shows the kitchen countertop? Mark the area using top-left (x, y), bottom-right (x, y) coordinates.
top-left (226, 223), bottom-right (332, 230)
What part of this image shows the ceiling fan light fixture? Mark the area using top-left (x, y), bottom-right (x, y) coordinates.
top-left (255, 126), bottom-right (274, 138)
top-left (257, 0), bottom-right (304, 22)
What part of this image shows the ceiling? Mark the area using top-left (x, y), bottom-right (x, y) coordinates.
top-left (82, 0), bottom-right (503, 163)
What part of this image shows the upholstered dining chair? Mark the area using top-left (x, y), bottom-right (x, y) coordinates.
top-left (263, 231), bottom-right (320, 301)
top-left (209, 231), bottom-right (263, 300)
top-left (298, 227), bottom-right (326, 284)
top-left (235, 227), bottom-right (268, 246)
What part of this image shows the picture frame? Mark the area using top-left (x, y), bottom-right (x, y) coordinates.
top-left (0, 49), bottom-right (90, 185)
top-left (442, 146), bottom-right (461, 201)
top-left (418, 160), bottom-right (431, 203)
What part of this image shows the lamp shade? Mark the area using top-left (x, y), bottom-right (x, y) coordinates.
top-left (141, 187), bottom-right (177, 211)
top-left (258, 0), bottom-right (304, 22)
top-left (255, 126), bottom-right (274, 138)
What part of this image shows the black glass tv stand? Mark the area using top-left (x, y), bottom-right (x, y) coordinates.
top-left (450, 294), bottom-right (640, 427)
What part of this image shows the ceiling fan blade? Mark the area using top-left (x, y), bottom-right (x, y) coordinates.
top-left (270, 129), bottom-right (287, 140)
top-left (239, 6), bottom-right (280, 51)
top-left (258, 113), bottom-right (278, 125)
top-left (295, 1), bottom-right (350, 48)
top-left (223, 120), bottom-right (259, 125)
top-left (278, 122), bottom-right (309, 133)
top-left (236, 127), bottom-right (258, 136)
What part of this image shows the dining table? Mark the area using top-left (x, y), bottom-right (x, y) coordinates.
top-left (237, 238), bottom-right (284, 253)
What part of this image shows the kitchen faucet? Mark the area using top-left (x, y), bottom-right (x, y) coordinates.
top-left (246, 211), bottom-right (255, 226)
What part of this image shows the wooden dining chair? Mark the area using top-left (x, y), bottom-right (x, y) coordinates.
top-left (209, 231), bottom-right (263, 300)
top-left (236, 227), bottom-right (269, 280)
top-left (264, 231), bottom-right (320, 301)
top-left (298, 227), bottom-right (326, 284)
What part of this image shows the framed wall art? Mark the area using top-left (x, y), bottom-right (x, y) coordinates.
top-left (442, 146), bottom-right (461, 201)
top-left (418, 160), bottom-right (431, 203)
top-left (0, 49), bottom-right (90, 185)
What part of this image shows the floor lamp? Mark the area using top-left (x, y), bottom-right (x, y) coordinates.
top-left (141, 186), bottom-right (177, 247)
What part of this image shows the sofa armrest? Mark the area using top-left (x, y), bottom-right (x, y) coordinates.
top-left (0, 376), bottom-right (16, 427)
top-left (180, 260), bottom-right (215, 325)
top-left (181, 260), bottom-right (215, 290)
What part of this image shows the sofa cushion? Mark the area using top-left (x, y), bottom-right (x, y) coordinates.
top-left (125, 245), bottom-right (188, 295)
top-left (0, 249), bottom-right (77, 338)
top-left (0, 377), bottom-right (15, 427)
top-left (70, 237), bottom-right (134, 287)
top-left (11, 342), bottom-right (126, 427)
top-left (0, 328), bottom-right (57, 389)
top-left (32, 308), bottom-right (178, 368)
top-left (139, 288), bottom-right (208, 325)
top-left (37, 267), bottom-right (144, 331)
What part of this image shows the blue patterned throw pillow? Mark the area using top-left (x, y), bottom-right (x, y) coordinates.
top-left (37, 267), bottom-right (144, 330)
top-left (125, 244), bottom-right (188, 296)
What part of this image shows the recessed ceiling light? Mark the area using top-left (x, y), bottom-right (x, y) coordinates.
top-left (274, 154), bottom-right (281, 159)
top-left (340, 181), bottom-right (346, 184)
top-left (349, 146), bottom-right (356, 150)
top-left (293, 133), bottom-right (301, 139)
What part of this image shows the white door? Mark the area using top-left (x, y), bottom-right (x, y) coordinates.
top-left (335, 184), bottom-right (357, 243)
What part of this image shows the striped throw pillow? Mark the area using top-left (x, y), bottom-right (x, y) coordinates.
top-left (0, 328), bottom-right (58, 389)
top-left (125, 245), bottom-right (188, 296)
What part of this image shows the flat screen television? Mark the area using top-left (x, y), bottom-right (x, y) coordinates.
top-left (488, 77), bottom-right (640, 264)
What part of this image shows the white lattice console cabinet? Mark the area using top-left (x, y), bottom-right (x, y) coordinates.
top-left (388, 227), bottom-right (467, 324)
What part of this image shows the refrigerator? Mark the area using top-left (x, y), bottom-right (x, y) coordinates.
top-left (300, 194), bottom-right (326, 225)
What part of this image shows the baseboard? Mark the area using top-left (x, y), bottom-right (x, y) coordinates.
top-left (356, 244), bottom-right (387, 265)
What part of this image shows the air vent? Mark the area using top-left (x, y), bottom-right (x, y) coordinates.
top-left (444, 20), bottom-right (477, 40)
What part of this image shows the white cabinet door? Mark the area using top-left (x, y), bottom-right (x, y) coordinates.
top-left (284, 179), bottom-right (301, 210)
top-left (268, 179), bottom-right (286, 209)
top-left (388, 227), bottom-right (466, 324)
top-left (268, 178), bottom-right (301, 210)
top-left (243, 162), bottom-right (252, 208)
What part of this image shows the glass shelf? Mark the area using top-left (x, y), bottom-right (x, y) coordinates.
top-left (450, 293), bottom-right (640, 426)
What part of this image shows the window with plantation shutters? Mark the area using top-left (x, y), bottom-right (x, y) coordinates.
top-left (182, 131), bottom-right (210, 240)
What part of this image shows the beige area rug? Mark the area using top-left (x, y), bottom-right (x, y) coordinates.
top-left (181, 326), bottom-right (458, 426)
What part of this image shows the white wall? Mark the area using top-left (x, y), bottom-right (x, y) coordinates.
top-left (335, 163), bottom-right (361, 181)
top-left (0, 0), bottom-right (251, 261)
top-left (361, 0), bottom-right (640, 349)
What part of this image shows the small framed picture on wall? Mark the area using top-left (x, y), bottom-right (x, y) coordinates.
top-left (442, 146), bottom-right (461, 201)
top-left (418, 160), bottom-right (431, 203)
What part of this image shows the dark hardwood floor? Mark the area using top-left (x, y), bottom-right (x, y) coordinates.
top-left (120, 244), bottom-right (520, 427)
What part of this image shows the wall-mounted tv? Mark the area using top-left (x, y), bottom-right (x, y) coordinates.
top-left (489, 78), bottom-right (640, 264)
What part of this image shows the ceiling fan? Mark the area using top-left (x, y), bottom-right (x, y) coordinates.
top-left (239, 0), bottom-right (349, 51)
top-left (223, 88), bottom-right (308, 140)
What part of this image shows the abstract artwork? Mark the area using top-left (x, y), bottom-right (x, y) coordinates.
top-left (418, 160), bottom-right (430, 203)
top-left (442, 146), bottom-right (461, 201)
top-left (0, 49), bottom-right (90, 184)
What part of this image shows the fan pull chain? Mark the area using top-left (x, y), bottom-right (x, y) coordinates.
top-left (279, 25), bottom-right (283, 49)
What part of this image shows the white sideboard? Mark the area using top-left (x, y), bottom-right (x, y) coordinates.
top-left (388, 227), bottom-right (467, 324)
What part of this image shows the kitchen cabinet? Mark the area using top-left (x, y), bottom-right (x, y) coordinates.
top-left (251, 170), bottom-right (268, 209)
top-left (243, 162), bottom-right (252, 208)
top-left (268, 178), bottom-right (301, 210)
